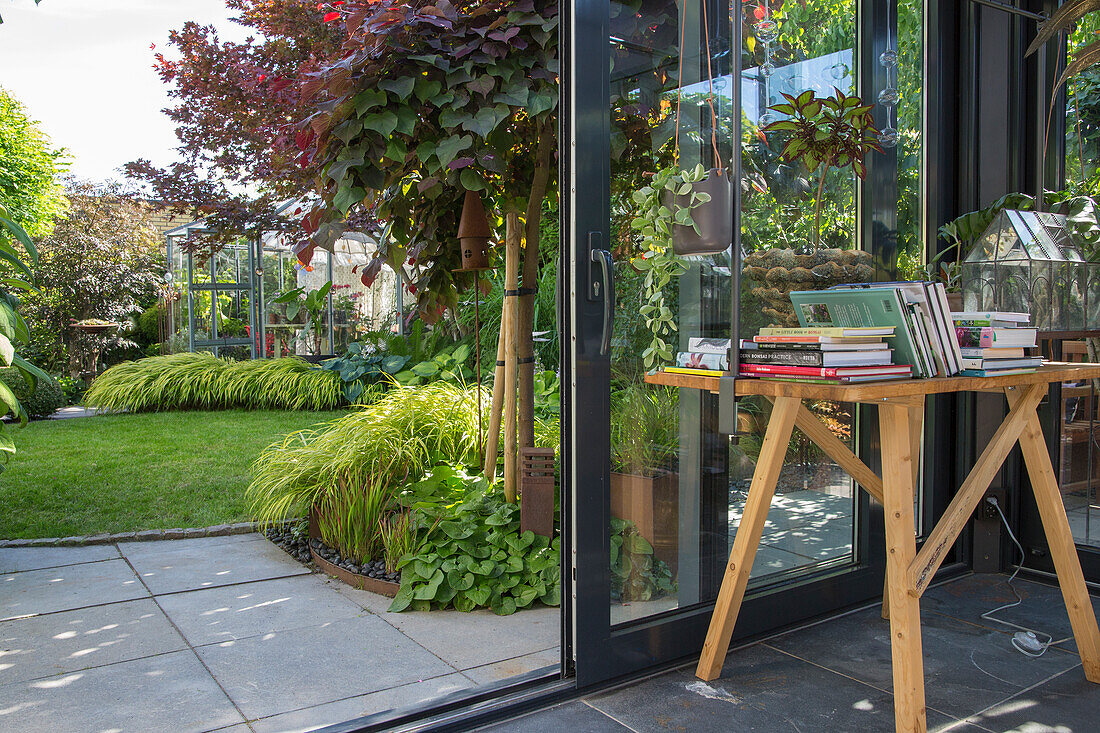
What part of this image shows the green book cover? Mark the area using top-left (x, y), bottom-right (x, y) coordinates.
top-left (789, 288), bottom-right (926, 377)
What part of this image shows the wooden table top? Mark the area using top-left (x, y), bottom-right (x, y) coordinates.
top-left (644, 363), bottom-right (1100, 403)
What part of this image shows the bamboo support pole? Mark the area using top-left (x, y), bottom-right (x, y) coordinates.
top-left (483, 299), bottom-right (508, 480)
top-left (503, 213), bottom-right (520, 502)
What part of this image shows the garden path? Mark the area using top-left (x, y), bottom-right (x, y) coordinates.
top-left (0, 533), bottom-right (559, 732)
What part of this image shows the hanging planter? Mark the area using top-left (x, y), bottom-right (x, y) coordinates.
top-left (660, 0), bottom-right (731, 257)
top-left (665, 169), bottom-right (732, 256)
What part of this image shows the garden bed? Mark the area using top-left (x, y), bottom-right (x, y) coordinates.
top-left (262, 521), bottom-right (400, 596)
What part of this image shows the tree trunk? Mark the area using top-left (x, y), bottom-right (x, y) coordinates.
top-left (516, 123), bottom-right (555, 453)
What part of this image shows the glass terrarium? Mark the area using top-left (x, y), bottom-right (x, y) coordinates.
top-left (961, 209), bottom-right (1090, 332)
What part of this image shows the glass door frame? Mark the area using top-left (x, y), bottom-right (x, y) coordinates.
top-left (564, 0), bottom-right (924, 689)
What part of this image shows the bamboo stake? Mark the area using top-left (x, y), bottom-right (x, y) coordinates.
top-left (503, 213), bottom-right (520, 502)
top-left (483, 297), bottom-right (508, 480)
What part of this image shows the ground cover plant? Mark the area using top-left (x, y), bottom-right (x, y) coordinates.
top-left (391, 464), bottom-right (560, 615)
top-left (0, 409), bottom-right (343, 539)
top-left (84, 353), bottom-right (345, 412)
top-left (248, 382), bottom-right (488, 563)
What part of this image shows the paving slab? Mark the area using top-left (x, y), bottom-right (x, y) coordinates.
top-left (120, 534), bottom-right (308, 594)
top-left (922, 573), bottom-right (1100, 656)
top-left (0, 544), bottom-right (119, 573)
top-left (765, 604), bottom-right (1082, 720)
top-left (336, 584), bottom-right (560, 671)
top-left (585, 642), bottom-right (904, 732)
top-left (197, 613), bottom-right (456, 720)
top-left (0, 649), bottom-right (244, 733)
top-left (250, 672), bottom-right (474, 733)
top-left (461, 647), bottom-right (560, 685)
top-left (482, 701), bottom-right (630, 732)
top-left (157, 574), bottom-right (367, 647)
top-left (961, 662), bottom-right (1100, 732)
top-left (0, 597), bottom-right (185, 685)
top-left (1, 558), bottom-right (147, 621)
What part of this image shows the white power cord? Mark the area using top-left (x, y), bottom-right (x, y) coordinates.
top-left (980, 496), bottom-right (1073, 657)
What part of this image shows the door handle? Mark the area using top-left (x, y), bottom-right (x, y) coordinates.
top-left (590, 247), bottom-right (614, 356)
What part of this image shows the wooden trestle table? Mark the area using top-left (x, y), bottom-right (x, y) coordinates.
top-left (645, 363), bottom-right (1100, 733)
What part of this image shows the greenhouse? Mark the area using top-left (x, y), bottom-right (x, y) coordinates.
top-left (163, 209), bottom-right (406, 360)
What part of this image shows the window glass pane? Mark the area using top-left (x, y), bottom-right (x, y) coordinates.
top-left (736, 0), bottom-right (859, 583)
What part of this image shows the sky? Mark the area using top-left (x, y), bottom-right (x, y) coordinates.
top-left (0, 0), bottom-right (251, 183)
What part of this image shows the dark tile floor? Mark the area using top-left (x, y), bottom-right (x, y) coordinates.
top-left (483, 573), bottom-right (1100, 732)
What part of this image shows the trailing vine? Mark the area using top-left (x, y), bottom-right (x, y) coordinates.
top-left (629, 163), bottom-right (710, 369)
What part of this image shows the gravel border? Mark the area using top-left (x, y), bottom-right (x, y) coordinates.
top-left (0, 518), bottom-right (299, 548)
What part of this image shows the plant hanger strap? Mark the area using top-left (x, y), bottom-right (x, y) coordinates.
top-left (674, 0), bottom-right (724, 174)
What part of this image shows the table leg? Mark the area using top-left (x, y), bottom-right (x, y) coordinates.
top-left (879, 402), bottom-right (927, 733)
top-left (1008, 389), bottom-right (1100, 682)
top-left (883, 403), bottom-right (924, 621)
top-left (695, 395), bottom-right (799, 681)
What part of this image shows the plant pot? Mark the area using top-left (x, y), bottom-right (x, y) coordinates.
top-left (945, 291), bottom-right (963, 312)
top-left (662, 168), bottom-right (733, 256)
top-left (742, 248), bottom-right (874, 327)
top-left (610, 470), bottom-right (678, 575)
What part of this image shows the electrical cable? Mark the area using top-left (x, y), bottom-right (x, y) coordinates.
top-left (980, 496), bottom-right (1073, 657)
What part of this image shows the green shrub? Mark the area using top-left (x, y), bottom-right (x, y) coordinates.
top-left (56, 375), bottom-right (86, 406)
top-left (0, 367), bottom-right (66, 418)
top-left (391, 464), bottom-right (560, 615)
top-left (83, 353), bottom-right (345, 412)
top-left (136, 304), bottom-right (160, 347)
top-left (247, 382), bottom-right (488, 562)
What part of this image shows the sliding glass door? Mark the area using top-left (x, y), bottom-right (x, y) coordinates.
top-left (565, 0), bottom-right (926, 686)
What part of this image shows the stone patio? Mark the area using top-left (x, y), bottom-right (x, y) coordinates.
top-left (0, 534), bottom-right (559, 733)
top-left (487, 573), bottom-right (1100, 733)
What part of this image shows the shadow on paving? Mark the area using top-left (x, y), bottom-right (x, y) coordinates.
top-left (0, 534), bottom-right (561, 733)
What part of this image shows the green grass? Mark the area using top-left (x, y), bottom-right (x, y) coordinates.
top-left (0, 409), bottom-right (347, 539)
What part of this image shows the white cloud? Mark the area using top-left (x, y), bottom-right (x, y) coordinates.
top-left (0, 0), bottom-right (253, 183)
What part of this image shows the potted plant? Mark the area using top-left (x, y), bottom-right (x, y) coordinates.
top-left (742, 88), bottom-right (882, 325)
top-left (272, 280), bottom-right (333, 359)
top-left (630, 163), bottom-right (713, 369)
top-left (609, 384), bottom-right (679, 575)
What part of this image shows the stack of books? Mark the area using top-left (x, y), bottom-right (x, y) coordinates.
top-left (796, 281), bottom-right (963, 378)
top-left (738, 327), bottom-right (912, 384)
top-left (952, 311), bottom-right (1042, 377)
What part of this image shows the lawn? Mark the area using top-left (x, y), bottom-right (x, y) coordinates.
top-left (0, 410), bottom-right (347, 539)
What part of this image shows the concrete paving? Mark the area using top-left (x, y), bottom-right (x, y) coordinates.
top-left (0, 534), bottom-right (561, 732)
top-left (488, 574), bottom-right (1100, 733)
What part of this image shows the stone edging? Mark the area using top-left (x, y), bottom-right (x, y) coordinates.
top-left (0, 518), bottom-right (299, 548)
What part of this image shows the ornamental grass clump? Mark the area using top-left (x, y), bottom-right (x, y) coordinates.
top-left (247, 382), bottom-right (488, 563)
top-left (83, 353), bottom-right (344, 412)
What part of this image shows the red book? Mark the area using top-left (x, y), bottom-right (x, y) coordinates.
top-left (738, 363), bottom-right (913, 378)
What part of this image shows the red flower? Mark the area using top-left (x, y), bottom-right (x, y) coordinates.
top-left (257, 73), bottom-right (266, 82)
top-left (323, 11), bottom-right (340, 22)
top-left (754, 3), bottom-right (766, 20)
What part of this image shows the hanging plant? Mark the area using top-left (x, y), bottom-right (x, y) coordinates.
top-left (630, 163), bottom-right (712, 369)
